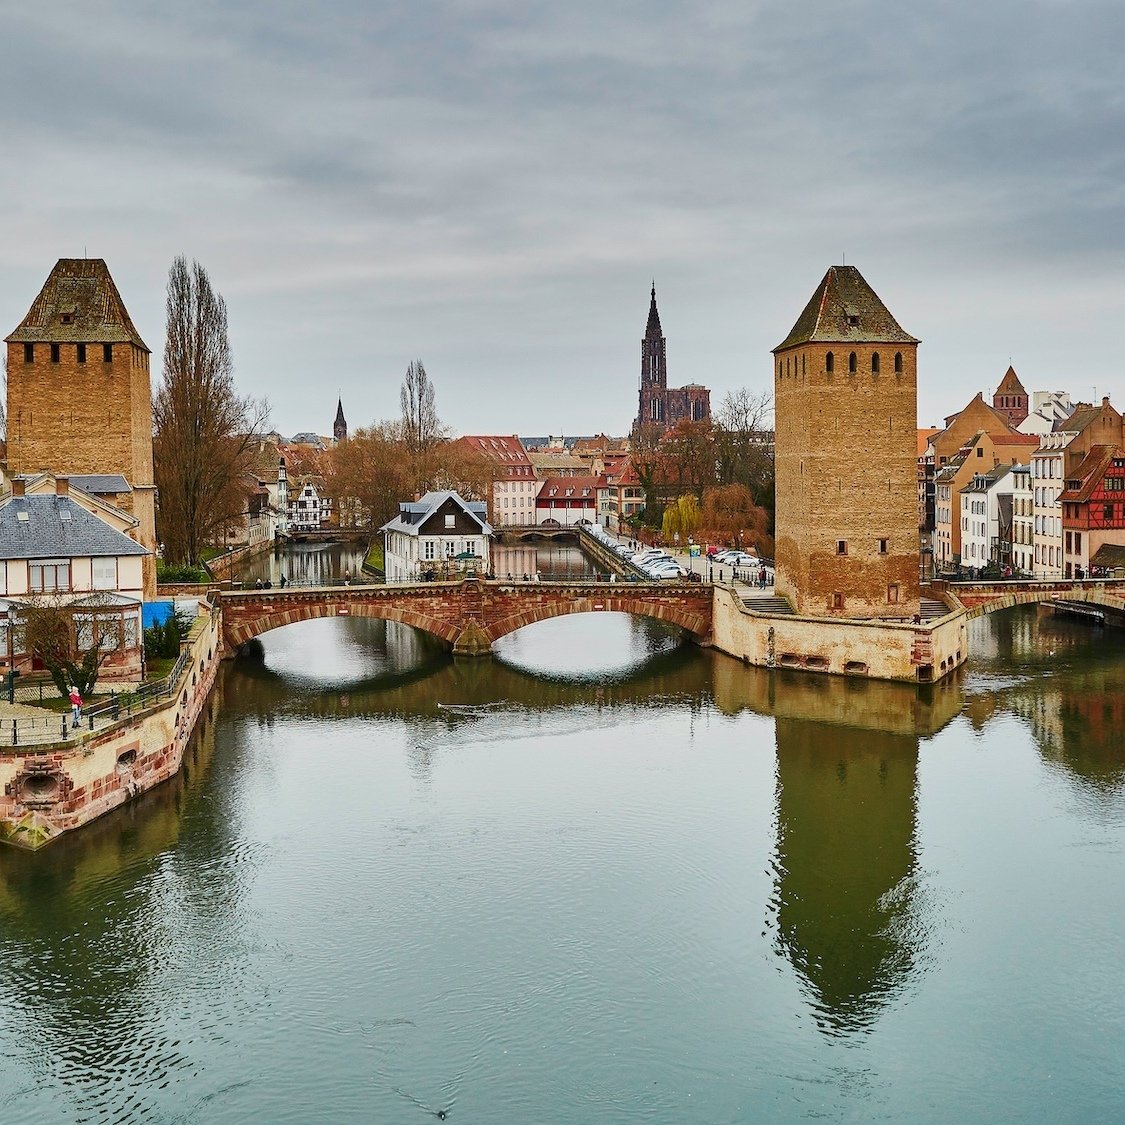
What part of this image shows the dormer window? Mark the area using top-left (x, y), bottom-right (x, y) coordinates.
top-left (61, 313), bottom-right (73, 324)
top-left (848, 315), bottom-right (859, 327)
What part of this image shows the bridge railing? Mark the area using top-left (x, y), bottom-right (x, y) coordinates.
top-left (0, 626), bottom-right (199, 750)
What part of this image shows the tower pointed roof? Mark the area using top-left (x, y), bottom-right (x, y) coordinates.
top-left (995, 365), bottom-right (1026, 397)
top-left (645, 283), bottom-right (663, 338)
top-left (774, 265), bottom-right (918, 352)
top-left (5, 258), bottom-right (149, 350)
top-left (334, 397), bottom-right (346, 427)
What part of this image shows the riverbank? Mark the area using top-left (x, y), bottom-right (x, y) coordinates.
top-left (0, 599), bottom-right (223, 849)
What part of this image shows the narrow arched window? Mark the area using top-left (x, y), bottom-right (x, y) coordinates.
top-left (826, 352), bottom-right (834, 373)
top-left (848, 351), bottom-right (857, 373)
top-left (871, 352), bottom-right (880, 374)
top-left (802, 354), bottom-right (806, 375)
top-left (894, 352), bottom-right (903, 373)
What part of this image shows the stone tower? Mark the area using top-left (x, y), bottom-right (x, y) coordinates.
top-left (772, 266), bottom-right (920, 619)
top-left (992, 365), bottom-right (1028, 427)
top-left (636, 285), bottom-right (668, 428)
top-left (333, 397), bottom-right (347, 443)
top-left (4, 259), bottom-right (157, 596)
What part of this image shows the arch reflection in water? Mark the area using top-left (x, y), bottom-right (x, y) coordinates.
top-left (493, 612), bottom-right (687, 683)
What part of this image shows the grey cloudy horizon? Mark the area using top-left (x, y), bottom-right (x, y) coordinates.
top-left (3, 0), bottom-right (1124, 438)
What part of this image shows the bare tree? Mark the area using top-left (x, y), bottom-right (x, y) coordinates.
top-left (16, 594), bottom-right (119, 698)
top-left (153, 257), bottom-right (269, 565)
top-left (399, 359), bottom-right (441, 459)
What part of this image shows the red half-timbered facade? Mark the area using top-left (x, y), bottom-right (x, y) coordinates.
top-left (1059, 445), bottom-right (1125, 577)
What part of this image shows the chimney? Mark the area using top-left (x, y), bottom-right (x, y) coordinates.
top-left (12, 478), bottom-right (25, 498)
top-left (56, 476), bottom-right (69, 497)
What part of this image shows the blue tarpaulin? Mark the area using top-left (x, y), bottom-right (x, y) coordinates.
top-left (142, 601), bottom-right (175, 629)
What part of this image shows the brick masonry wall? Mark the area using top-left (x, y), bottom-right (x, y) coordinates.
top-left (220, 579), bottom-right (714, 654)
top-left (6, 340), bottom-right (157, 597)
top-left (774, 342), bottom-right (920, 619)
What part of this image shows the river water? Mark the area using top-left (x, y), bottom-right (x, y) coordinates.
top-left (2, 598), bottom-right (1124, 1122)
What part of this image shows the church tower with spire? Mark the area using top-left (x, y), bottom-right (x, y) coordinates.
top-left (992, 365), bottom-right (1028, 427)
top-left (637, 284), bottom-right (667, 428)
top-left (333, 398), bottom-right (347, 444)
top-left (633, 284), bottom-right (709, 434)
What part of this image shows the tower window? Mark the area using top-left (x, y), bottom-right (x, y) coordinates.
top-left (50, 343), bottom-right (60, 363)
top-left (825, 352), bottom-right (834, 373)
top-left (894, 352), bottom-right (903, 373)
top-left (77, 343), bottom-right (86, 363)
top-left (23, 343), bottom-right (33, 363)
top-left (836, 539), bottom-right (848, 556)
top-left (103, 343), bottom-right (113, 362)
top-left (871, 352), bottom-right (880, 374)
top-left (848, 352), bottom-right (857, 373)
top-left (879, 538), bottom-right (888, 554)
top-left (888, 583), bottom-right (900, 604)
top-left (802, 354), bottom-right (806, 375)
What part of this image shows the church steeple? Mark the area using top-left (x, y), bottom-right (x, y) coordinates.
top-left (333, 397), bottom-right (347, 443)
top-left (645, 282), bottom-right (662, 338)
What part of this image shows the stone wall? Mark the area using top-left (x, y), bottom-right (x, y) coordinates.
top-left (0, 601), bottom-right (223, 849)
top-left (711, 587), bottom-right (967, 683)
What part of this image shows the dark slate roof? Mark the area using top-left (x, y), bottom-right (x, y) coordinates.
top-left (334, 398), bottom-right (346, 427)
top-left (0, 495), bottom-right (148, 560)
top-left (68, 474), bottom-right (131, 494)
top-left (774, 265), bottom-right (919, 352)
top-left (5, 259), bottom-right (149, 350)
top-left (645, 284), bottom-right (663, 339)
top-left (1091, 543), bottom-right (1125, 570)
top-left (380, 490), bottom-right (492, 537)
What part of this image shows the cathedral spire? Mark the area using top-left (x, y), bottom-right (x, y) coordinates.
top-left (646, 283), bottom-right (662, 338)
top-left (333, 397), bottom-right (347, 442)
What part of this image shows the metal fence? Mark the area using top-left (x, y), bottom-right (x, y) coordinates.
top-left (0, 646), bottom-right (191, 749)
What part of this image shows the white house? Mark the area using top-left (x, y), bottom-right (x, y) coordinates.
top-left (381, 491), bottom-right (492, 582)
top-left (290, 480), bottom-right (331, 532)
top-left (0, 476), bottom-right (150, 681)
top-left (960, 465), bottom-right (1015, 574)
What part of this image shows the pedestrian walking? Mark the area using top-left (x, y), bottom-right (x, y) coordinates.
top-left (69, 684), bottom-right (82, 729)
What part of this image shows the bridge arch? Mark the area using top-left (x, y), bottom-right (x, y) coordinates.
top-left (219, 581), bottom-right (713, 656)
top-left (941, 580), bottom-right (1125, 622)
top-left (222, 598), bottom-right (462, 651)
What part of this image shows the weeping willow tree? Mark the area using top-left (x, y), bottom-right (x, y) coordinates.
top-left (153, 257), bottom-right (268, 565)
top-left (662, 493), bottom-right (701, 543)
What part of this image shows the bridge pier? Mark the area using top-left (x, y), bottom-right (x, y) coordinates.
top-left (452, 620), bottom-right (493, 656)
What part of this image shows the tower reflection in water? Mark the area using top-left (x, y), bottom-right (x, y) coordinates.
top-left (736, 670), bottom-right (962, 1037)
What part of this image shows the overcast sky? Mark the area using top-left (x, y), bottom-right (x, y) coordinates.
top-left (3, 1), bottom-right (1124, 437)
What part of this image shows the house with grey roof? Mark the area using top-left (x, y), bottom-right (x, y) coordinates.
top-left (0, 476), bottom-right (150, 682)
top-left (381, 491), bottom-right (492, 582)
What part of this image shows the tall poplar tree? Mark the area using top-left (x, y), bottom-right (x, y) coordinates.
top-left (153, 257), bottom-right (268, 565)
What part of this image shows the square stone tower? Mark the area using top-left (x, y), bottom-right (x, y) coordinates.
top-left (772, 266), bottom-right (920, 619)
top-left (5, 259), bottom-right (157, 596)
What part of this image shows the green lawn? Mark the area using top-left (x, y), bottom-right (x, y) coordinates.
top-left (364, 541), bottom-right (385, 573)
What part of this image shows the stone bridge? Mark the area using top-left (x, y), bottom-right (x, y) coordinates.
top-left (218, 578), bottom-right (714, 656)
top-left (933, 577), bottom-right (1125, 621)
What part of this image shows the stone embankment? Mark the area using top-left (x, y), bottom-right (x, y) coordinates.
top-left (0, 598), bottom-right (223, 850)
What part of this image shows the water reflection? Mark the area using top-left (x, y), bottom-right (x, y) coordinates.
top-left (0, 696), bottom-right (226, 1122)
top-left (966, 606), bottom-right (1125, 793)
top-left (492, 541), bottom-right (594, 580)
top-left (237, 540), bottom-right (369, 587)
top-left (770, 720), bottom-right (922, 1035)
top-left (4, 605), bottom-right (1125, 1118)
